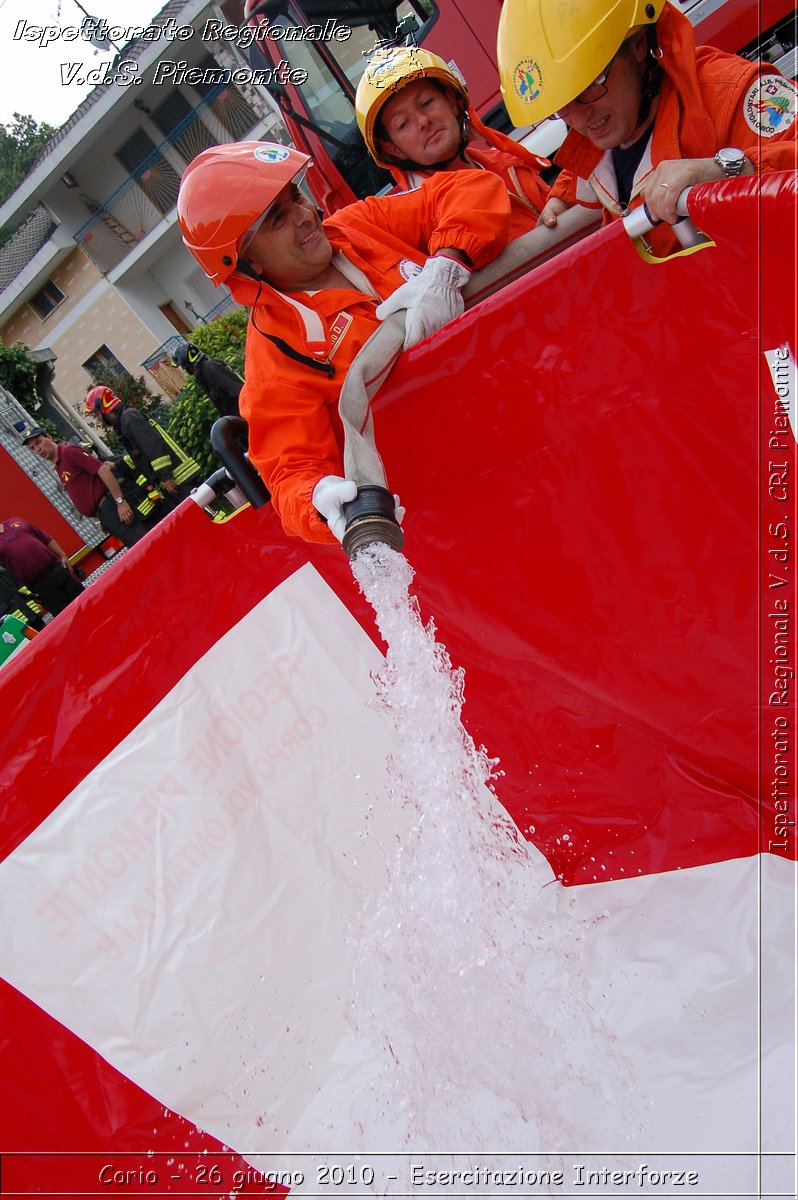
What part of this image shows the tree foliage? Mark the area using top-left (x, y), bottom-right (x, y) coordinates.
top-left (0, 342), bottom-right (56, 438)
top-left (0, 114), bottom-right (57, 245)
top-left (0, 342), bottom-right (38, 408)
top-left (166, 309), bottom-right (248, 478)
top-left (185, 308), bottom-right (247, 374)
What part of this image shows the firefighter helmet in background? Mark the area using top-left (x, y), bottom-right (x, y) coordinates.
top-left (85, 385), bottom-right (122, 417)
top-left (497, 0), bottom-right (665, 126)
top-left (172, 342), bottom-right (206, 373)
top-left (176, 141), bottom-right (312, 288)
top-left (356, 47), bottom-right (470, 168)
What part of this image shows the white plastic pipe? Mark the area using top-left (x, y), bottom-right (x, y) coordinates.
top-left (622, 186), bottom-right (707, 247)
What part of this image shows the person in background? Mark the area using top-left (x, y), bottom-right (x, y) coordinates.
top-left (0, 517), bottom-right (83, 617)
top-left (22, 427), bottom-right (156, 549)
top-left (177, 140), bottom-right (513, 545)
top-left (356, 45), bottom-right (551, 238)
top-left (172, 342), bottom-right (243, 419)
top-left (0, 563), bottom-right (47, 631)
top-left (497, 0), bottom-right (797, 242)
top-left (84, 386), bottom-right (202, 508)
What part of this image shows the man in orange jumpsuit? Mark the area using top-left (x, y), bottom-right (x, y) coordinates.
top-left (177, 141), bottom-right (512, 544)
top-left (498, 0), bottom-right (796, 241)
top-left (355, 46), bottom-right (551, 239)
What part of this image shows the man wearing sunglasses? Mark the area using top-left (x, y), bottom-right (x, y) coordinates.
top-left (499, 0), bottom-right (796, 241)
top-left (177, 141), bottom-right (512, 544)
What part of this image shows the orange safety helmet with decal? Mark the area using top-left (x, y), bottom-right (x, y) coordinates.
top-left (85, 385), bottom-right (122, 416)
top-left (176, 141), bottom-right (312, 293)
top-left (355, 45), bottom-right (469, 169)
top-left (497, 0), bottom-right (666, 126)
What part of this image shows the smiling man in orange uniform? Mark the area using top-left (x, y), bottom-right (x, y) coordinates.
top-left (177, 141), bottom-right (512, 544)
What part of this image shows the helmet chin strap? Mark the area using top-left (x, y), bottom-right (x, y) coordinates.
top-left (236, 258), bottom-right (262, 281)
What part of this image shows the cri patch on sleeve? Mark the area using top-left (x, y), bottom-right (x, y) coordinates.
top-left (743, 74), bottom-right (797, 137)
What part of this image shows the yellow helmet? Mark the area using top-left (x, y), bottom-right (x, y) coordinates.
top-left (355, 46), bottom-right (469, 168)
top-left (497, 0), bottom-right (665, 126)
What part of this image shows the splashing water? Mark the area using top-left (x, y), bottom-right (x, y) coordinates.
top-left (346, 543), bottom-right (642, 1158)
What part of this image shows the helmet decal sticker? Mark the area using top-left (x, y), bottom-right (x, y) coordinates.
top-left (253, 145), bottom-right (292, 163)
top-left (513, 59), bottom-right (544, 105)
top-left (367, 53), bottom-right (401, 80)
top-left (367, 50), bottom-right (420, 88)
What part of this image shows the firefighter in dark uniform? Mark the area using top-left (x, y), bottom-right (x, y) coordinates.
top-left (0, 564), bottom-right (47, 631)
top-left (85, 386), bottom-right (202, 509)
top-left (0, 517), bottom-right (83, 617)
top-left (172, 342), bottom-right (243, 419)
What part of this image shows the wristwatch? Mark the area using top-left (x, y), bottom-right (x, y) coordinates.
top-left (114, 496), bottom-right (124, 505)
top-left (715, 147), bottom-right (746, 177)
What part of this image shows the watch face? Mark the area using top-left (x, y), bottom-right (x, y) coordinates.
top-left (718, 148), bottom-right (744, 172)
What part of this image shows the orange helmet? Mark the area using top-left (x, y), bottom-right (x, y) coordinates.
top-left (85, 385), bottom-right (122, 416)
top-left (176, 141), bottom-right (311, 288)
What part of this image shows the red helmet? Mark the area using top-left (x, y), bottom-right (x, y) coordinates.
top-left (85, 385), bottom-right (122, 416)
top-left (176, 141), bottom-right (311, 288)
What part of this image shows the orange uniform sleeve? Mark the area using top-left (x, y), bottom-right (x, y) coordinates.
top-left (240, 334), bottom-right (343, 545)
top-left (720, 67), bottom-right (798, 175)
top-left (329, 169), bottom-right (513, 269)
top-left (549, 168), bottom-right (579, 207)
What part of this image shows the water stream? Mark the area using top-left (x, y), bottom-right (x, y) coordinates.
top-left (345, 543), bottom-right (642, 1164)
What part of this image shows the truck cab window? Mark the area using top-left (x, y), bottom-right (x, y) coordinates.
top-left (246, 0), bottom-right (439, 199)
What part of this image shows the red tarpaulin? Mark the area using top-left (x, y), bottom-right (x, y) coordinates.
top-left (0, 175), bottom-right (795, 1196)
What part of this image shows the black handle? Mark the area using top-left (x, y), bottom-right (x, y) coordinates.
top-left (209, 416), bottom-right (270, 510)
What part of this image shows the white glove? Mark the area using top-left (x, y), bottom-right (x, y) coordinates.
top-left (376, 255), bottom-right (472, 348)
top-left (312, 475), bottom-right (358, 541)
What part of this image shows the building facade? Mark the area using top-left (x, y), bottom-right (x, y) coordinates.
top-left (0, 0), bottom-right (285, 414)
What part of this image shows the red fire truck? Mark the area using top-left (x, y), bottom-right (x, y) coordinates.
top-left (242, 0), bottom-right (797, 211)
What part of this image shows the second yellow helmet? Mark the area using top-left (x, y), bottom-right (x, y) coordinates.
top-left (497, 0), bottom-right (665, 126)
top-left (356, 46), bottom-right (469, 168)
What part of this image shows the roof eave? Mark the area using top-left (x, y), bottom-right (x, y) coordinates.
top-left (0, 0), bottom-right (210, 228)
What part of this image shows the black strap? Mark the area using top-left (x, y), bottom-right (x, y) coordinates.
top-left (249, 309), bottom-right (335, 378)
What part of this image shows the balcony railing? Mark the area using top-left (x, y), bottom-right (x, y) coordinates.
top-left (74, 84), bottom-right (266, 275)
top-left (0, 205), bottom-right (58, 295)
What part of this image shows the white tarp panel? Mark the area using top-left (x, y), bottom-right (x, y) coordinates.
top-left (0, 563), bottom-right (793, 1196)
